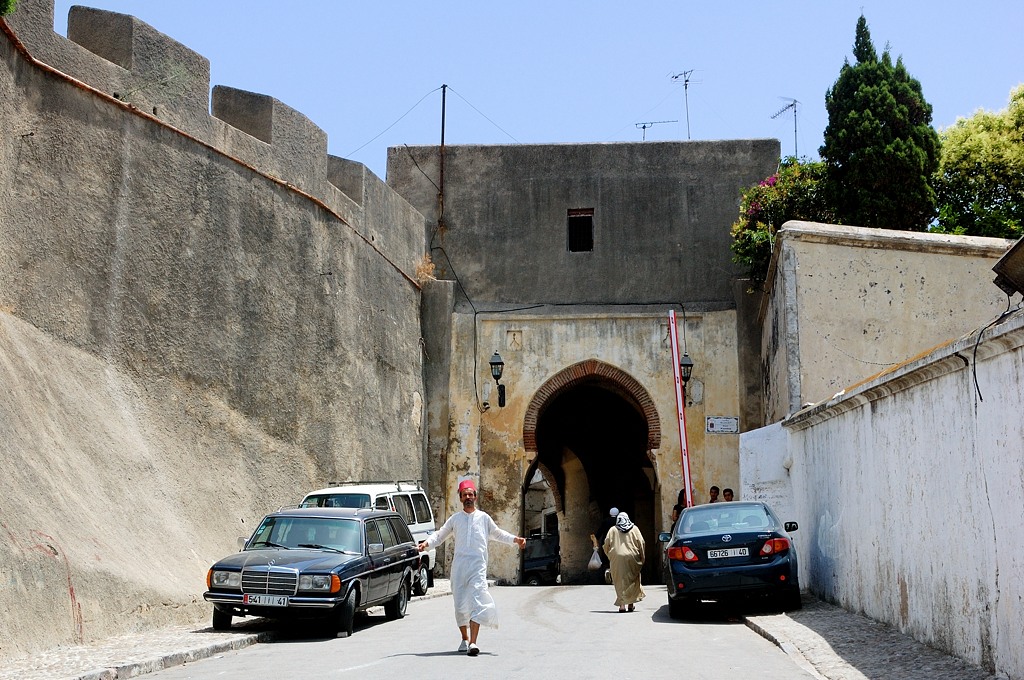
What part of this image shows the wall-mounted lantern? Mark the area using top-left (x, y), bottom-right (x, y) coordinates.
top-left (489, 351), bottom-right (506, 407)
top-left (679, 352), bottom-right (694, 386)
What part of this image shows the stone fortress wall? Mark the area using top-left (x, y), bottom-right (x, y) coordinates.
top-left (1, 1), bottom-right (427, 660)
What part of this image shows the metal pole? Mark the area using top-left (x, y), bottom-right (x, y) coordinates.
top-left (438, 84), bottom-right (447, 224)
top-left (668, 310), bottom-right (694, 508)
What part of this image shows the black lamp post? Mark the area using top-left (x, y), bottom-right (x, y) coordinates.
top-left (489, 351), bottom-right (506, 407)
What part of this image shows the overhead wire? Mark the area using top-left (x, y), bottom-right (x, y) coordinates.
top-left (346, 85), bottom-right (443, 158)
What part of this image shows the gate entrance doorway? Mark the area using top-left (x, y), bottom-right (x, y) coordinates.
top-left (522, 361), bottom-right (662, 585)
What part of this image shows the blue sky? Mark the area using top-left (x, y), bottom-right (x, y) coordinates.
top-left (47, 1), bottom-right (1024, 180)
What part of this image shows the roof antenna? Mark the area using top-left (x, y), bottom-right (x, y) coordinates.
top-left (771, 97), bottom-right (799, 158)
top-left (635, 120), bottom-right (677, 141)
top-left (670, 70), bottom-right (699, 139)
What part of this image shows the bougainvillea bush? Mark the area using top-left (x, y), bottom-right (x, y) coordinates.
top-left (730, 158), bottom-right (835, 290)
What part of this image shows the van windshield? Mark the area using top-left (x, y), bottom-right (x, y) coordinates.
top-left (300, 493), bottom-right (372, 509)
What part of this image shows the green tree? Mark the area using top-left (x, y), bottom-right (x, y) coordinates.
top-left (730, 158), bottom-right (835, 288)
top-left (0, 0), bottom-right (15, 16)
top-left (933, 85), bottom-right (1024, 239)
top-left (820, 15), bottom-right (940, 230)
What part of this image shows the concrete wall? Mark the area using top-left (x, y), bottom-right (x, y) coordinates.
top-left (761, 222), bottom-right (1013, 422)
top-left (1, 2), bottom-right (426, 659)
top-left (387, 140), bottom-right (779, 306)
top-left (771, 311), bottom-right (1024, 679)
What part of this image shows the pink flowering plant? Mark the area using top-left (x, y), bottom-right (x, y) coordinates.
top-left (730, 158), bottom-right (834, 289)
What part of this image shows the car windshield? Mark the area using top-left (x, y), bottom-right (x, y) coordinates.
top-left (677, 505), bottom-right (774, 534)
top-left (299, 493), bottom-right (372, 509)
top-left (248, 517), bottom-right (362, 554)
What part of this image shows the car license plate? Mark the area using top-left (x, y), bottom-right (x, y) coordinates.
top-left (707, 547), bottom-right (749, 559)
top-left (243, 594), bottom-right (288, 606)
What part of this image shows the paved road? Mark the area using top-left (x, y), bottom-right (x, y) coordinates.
top-left (0, 582), bottom-right (1002, 679)
top-left (143, 584), bottom-right (815, 680)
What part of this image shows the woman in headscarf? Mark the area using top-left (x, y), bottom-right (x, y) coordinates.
top-left (602, 511), bottom-right (646, 612)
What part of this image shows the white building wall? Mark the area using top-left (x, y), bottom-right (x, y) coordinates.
top-left (760, 222), bottom-right (1013, 423)
top-left (764, 312), bottom-right (1024, 679)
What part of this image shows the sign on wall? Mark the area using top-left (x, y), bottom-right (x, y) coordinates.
top-left (706, 416), bottom-right (738, 434)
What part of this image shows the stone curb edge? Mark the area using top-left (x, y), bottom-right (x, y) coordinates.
top-left (69, 590), bottom-right (453, 680)
top-left (743, 617), bottom-right (827, 680)
top-left (73, 630), bottom-right (277, 680)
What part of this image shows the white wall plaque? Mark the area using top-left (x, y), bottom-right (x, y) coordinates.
top-left (706, 416), bottom-right (738, 434)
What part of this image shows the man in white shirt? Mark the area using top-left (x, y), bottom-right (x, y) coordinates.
top-left (418, 479), bottom-right (526, 656)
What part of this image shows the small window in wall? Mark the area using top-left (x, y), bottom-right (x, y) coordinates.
top-left (567, 208), bottom-right (594, 252)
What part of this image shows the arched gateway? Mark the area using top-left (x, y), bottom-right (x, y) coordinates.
top-left (521, 360), bottom-right (663, 584)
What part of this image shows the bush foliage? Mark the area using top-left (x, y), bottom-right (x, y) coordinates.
top-left (730, 158), bottom-right (834, 288)
top-left (933, 85), bottom-right (1024, 239)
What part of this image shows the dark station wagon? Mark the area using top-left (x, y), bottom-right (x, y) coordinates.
top-left (204, 507), bottom-right (419, 636)
top-left (659, 501), bottom-right (801, 618)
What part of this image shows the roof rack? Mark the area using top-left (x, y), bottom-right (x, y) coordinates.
top-left (325, 480), bottom-right (423, 491)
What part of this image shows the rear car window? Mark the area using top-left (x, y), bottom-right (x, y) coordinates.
top-left (388, 517), bottom-right (414, 543)
top-left (392, 494), bottom-right (415, 524)
top-left (374, 496), bottom-right (391, 511)
top-left (411, 493), bottom-right (432, 523)
top-left (300, 493), bottom-right (371, 509)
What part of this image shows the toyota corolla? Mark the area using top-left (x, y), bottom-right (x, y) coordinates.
top-left (659, 500), bottom-right (801, 618)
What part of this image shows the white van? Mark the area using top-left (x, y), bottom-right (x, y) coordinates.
top-left (299, 481), bottom-right (436, 596)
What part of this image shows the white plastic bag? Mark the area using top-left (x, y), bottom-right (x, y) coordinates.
top-left (587, 547), bottom-right (602, 571)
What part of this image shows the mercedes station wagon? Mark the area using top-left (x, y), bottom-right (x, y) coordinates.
top-left (659, 500), bottom-right (801, 618)
top-left (204, 507), bottom-right (419, 636)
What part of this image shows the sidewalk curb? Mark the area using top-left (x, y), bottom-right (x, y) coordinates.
top-left (743, 617), bottom-right (827, 680)
top-left (70, 589), bottom-right (453, 680)
top-left (73, 630), bottom-right (277, 680)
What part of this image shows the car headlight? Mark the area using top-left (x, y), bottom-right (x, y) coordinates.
top-left (211, 570), bottom-right (241, 588)
top-left (299, 574), bottom-right (333, 591)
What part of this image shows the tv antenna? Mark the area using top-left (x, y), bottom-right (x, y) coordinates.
top-left (635, 120), bottom-right (677, 141)
top-left (771, 97), bottom-right (799, 158)
top-left (670, 70), bottom-right (699, 139)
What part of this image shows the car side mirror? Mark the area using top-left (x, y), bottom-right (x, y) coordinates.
top-left (784, 521), bottom-right (799, 532)
top-left (368, 543), bottom-right (384, 555)
top-left (237, 536), bottom-right (248, 550)
top-left (658, 532), bottom-right (671, 542)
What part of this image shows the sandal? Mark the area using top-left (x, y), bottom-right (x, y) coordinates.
top-left (627, 603), bottom-right (635, 612)
top-left (618, 607), bottom-right (626, 613)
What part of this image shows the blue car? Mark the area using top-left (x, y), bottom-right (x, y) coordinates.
top-left (659, 501), bottom-right (801, 618)
top-left (204, 507), bottom-right (419, 636)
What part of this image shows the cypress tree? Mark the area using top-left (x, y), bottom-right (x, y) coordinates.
top-left (821, 15), bottom-right (940, 230)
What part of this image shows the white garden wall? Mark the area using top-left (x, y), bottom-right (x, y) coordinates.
top-left (744, 310), bottom-right (1024, 679)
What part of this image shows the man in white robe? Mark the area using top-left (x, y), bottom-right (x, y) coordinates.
top-left (418, 478), bottom-right (525, 656)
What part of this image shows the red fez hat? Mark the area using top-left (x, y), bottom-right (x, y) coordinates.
top-left (458, 479), bottom-right (476, 494)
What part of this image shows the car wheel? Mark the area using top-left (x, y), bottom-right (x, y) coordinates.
top-left (212, 607), bottom-right (232, 631)
top-left (333, 588), bottom-right (357, 637)
top-left (385, 578), bottom-right (409, 620)
top-left (668, 594), bottom-right (690, 620)
top-left (412, 562), bottom-right (430, 596)
top-left (525, 573), bottom-right (541, 586)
